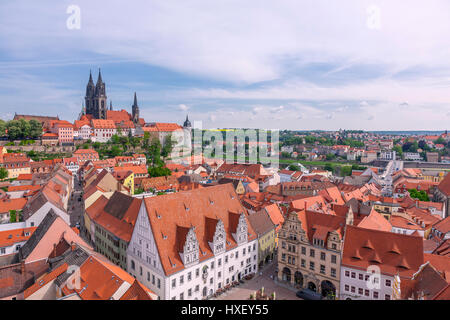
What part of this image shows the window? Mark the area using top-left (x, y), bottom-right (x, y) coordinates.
top-left (351, 272), bottom-right (356, 279)
top-left (152, 275), bottom-right (155, 285)
top-left (188, 272), bottom-right (192, 281)
top-left (310, 249), bottom-right (315, 258)
top-left (172, 279), bottom-right (176, 288)
top-left (358, 288), bottom-right (363, 295)
top-left (157, 279), bottom-right (160, 289)
top-left (345, 270), bottom-right (350, 277)
top-left (301, 246), bottom-right (306, 255)
top-left (309, 262), bottom-right (315, 271)
top-left (351, 286), bottom-right (355, 293)
top-left (320, 265), bottom-right (325, 274)
top-left (180, 275), bottom-right (184, 284)
top-left (365, 290), bottom-right (369, 297)
top-left (385, 279), bottom-right (391, 287)
top-left (385, 294), bottom-right (391, 300)
top-left (301, 259), bottom-right (305, 268)
top-left (373, 292), bottom-right (379, 299)
top-left (196, 268), bottom-right (200, 277)
top-left (320, 252), bottom-right (326, 261)
top-left (188, 289), bottom-right (192, 297)
top-left (331, 268), bottom-right (336, 278)
top-left (210, 278), bottom-right (213, 284)
top-left (211, 261), bottom-right (214, 269)
top-left (218, 258), bottom-right (222, 267)
top-left (218, 271), bottom-right (221, 278)
top-left (180, 293), bottom-right (184, 300)
top-left (345, 285), bottom-right (349, 292)
top-left (195, 285), bottom-right (199, 292)
top-left (225, 255), bottom-right (228, 263)
top-left (131, 260), bottom-right (135, 270)
top-left (359, 274), bottom-right (363, 280)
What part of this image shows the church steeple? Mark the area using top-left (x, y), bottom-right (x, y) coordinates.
top-left (97, 68), bottom-right (103, 85)
top-left (183, 114), bottom-right (192, 128)
top-left (110, 100), bottom-right (113, 111)
top-left (85, 69), bottom-right (107, 119)
top-left (88, 69), bottom-right (94, 84)
top-left (132, 92), bottom-right (139, 124)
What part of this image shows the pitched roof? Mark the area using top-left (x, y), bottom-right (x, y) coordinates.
top-left (0, 226), bottom-right (36, 248)
top-left (433, 216), bottom-right (450, 234)
top-left (357, 209), bottom-right (392, 232)
top-left (141, 184), bottom-right (257, 276)
top-left (19, 210), bottom-right (91, 263)
top-left (0, 198), bottom-right (27, 214)
top-left (437, 173), bottom-right (450, 196)
top-left (247, 210), bottom-right (276, 236)
top-left (342, 225), bottom-right (424, 278)
top-left (120, 279), bottom-right (156, 300)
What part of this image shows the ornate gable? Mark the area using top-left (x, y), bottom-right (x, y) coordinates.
top-left (181, 227), bottom-right (199, 267)
top-left (212, 219), bottom-right (226, 255)
top-left (233, 213), bottom-right (248, 245)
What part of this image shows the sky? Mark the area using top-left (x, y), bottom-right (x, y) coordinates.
top-left (0, 0), bottom-right (449, 130)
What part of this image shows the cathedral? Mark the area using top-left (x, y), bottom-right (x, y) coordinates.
top-left (82, 69), bottom-right (139, 123)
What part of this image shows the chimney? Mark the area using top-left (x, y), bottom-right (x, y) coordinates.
top-left (21, 260), bottom-right (25, 274)
top-left (71, 241), bottom-right (76, 251)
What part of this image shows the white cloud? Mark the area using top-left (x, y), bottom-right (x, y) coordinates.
top-left (178, 104), bottom-right (189, 111)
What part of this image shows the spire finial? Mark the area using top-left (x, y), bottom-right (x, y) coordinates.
top-left (88, 69), bottom-right (93, 83)
top-left (97, 68), bottom-right (103, 84)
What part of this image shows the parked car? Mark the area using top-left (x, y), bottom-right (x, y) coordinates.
top-left (296, 289), bottom-right (322, 300)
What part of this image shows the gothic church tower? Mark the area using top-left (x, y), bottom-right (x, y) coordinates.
top-left (85, 69), bottom-right (107, 119)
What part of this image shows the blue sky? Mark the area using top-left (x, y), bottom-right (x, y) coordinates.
top-left (0, 0), bottom-right (449, 130)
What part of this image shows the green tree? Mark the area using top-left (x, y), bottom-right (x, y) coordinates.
top-left (0, 167), bottom-right (8, 180)
top-left (392, 145), bottom-right (403, 158)
top-left (408, 189), bottom-right (430, 201)
top-left (434, 137), bottom-right (445, 145)
top-left (18, 119), bottom-right (31, 138)
top-left (147, 138), bottom-right (163, 167)
top-left (326, 153), bottom-right (336, 161)
top-left (288, 164), bottom-right (300, 171)
top-left (6, 120), bottom-right (22, 140)
top-left (148, 166), bottom-right (171, 177)
top-left (161, 135), bottom-right (175, 158)
top-left (111, 134), bottom-right (120, 144)
top-left (109, 145), bottom-right (122, 157)
top-left (0, 120), bottom-right (6, 137)
top-left (9, 210), bottom-right (17, 223)
top-left (143, 132), bottom-right (150, 149)
top-left (29, 120), bottom-right (42, 138)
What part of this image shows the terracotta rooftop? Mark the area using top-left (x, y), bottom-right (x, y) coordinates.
top-left (342, 225), bottom-right (424, 278)
top-left (141, 183), bottom-right (257, 276)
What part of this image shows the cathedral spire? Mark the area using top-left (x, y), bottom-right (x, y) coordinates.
top-left (132, 92), bottom-right (139, 124)
top-left (89, 69), bottom-right (93, 83)
top-left (133, 92), bottom-right (138, 106)
top-left (97, 68), bottom-right (103, 85)
top-left (110, 100), bottom-right (113, 111)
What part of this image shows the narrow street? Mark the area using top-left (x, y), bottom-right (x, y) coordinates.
top-left (67, 175), bottom-right (84, 228)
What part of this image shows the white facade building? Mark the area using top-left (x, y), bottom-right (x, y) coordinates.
top-left (126, 184), bottom-right (259, 300)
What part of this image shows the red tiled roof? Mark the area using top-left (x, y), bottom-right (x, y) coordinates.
top-left (342, 225), bottom-right (424, 278)
top-left (0, 198), bottom-right (27, 214)
top-left (142, 184), bottom-right (257, 276)
top-left (437, 173), bottom-right (450, 196)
